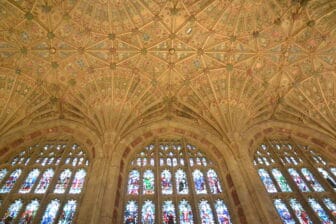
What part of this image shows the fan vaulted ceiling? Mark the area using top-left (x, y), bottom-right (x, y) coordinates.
top-left (0, 0), bottom-right (335, 143)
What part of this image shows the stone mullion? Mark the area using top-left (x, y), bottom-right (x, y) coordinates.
top-left (155, 138), bottom-right (162, 224)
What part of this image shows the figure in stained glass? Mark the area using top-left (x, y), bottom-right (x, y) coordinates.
top-left (176, 170), bottom-right (188, 194)
top-left (179, 200), bottom-right (193, 224)
top-left (127, 170), bottom-right (140, 195)
top-left (19, 200), bottom-right (39, 224)
top-left (274, 199), bottom-right (295, 224)
top-left (288, 168), bottom-right (309, 192)
top-left (308, 198), bottom-right (332, 223)
top-left (0, 169), bottom-right (22, 193)
top-left (215, 200), bottom-right (232, 224)
top-left (207, 169), bottom-right (222, 194)
top-left (2, 200), bottom-right (23, 223)
top-left (69, 169), bottom-right (86, 194)
top-left (162, 201), bottom-right (176, 224)
top-left (258, 169), bottom-right (277, 193)
top-left (193, 170), bottom-right (207, 194)
top-left (272, 169), bottom-right (291, 192)
top-left (161, 170), bottom-right (173, 194)
top-left (41, 200), bottom-right (60, 224)
top-left (35, 169), bottom-right (54, 194)
top-left (301, 168), bottom-right (324, 192)
top-left (124, 201), bottom-right (138, 224)
top-left (54, 169), bottom-right (72, 194)
top-left (58, 200), bottom-right (77, 224)
top-left (198, 200), bottom-right (214, 224)
top-left (289, 198), bottom-right (312, 224)
top-left (19, 169), bottom-right (40, 193)
top-left (143, 170), bottom-right (155, 195)
top-left (142, 201), bottom-right (155, 224)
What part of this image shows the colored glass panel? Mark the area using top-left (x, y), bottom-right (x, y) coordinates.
top-left (142, 200), bottom-right (155, 224)
top-left (323, 198), bottom-right (336, 217)
top-left (35, 169), bottom-right (54, 194)
top-left (318, 168), bottom-right (336, 190)
top-left (19, 200), bottom-right (39, 224)
top-left (179, 200), bottom-right (193, 224)
top-left (207, 169), bottom-right (222, 194)
top-left (127, 170), bottom-right (140, 195)
top-left (162, 201), bottom-right (176, 224)
top-left (0, 169), bottom-right (22, 193)
top-left (124, 201), bottom-right (138, 224)
top-left (2, 200), bottom-right (23, 222)
top-left (161, 170), bottom-right (173, 195)
top-left (288, 168), bottom-right (310, 192)
top-left (272, 169), bottom-right (292, 192)
top-left (143, 170), bottom-right (155, 195)
top-left (58, 200), bottom-right (77, 224)
top-left (331, 168), bottom-right (336, 177)
top-left (199, 200), bottom-right (214, 224)
top-left (0, 169), bottom-right (7, 182)
top-left (289, 198), bottom-right (312, 224)
top-left (69, 169), bottom-right (86, 194)
top-left (193, 170), bottom-right (207, 194)
top-left (176, 169), bottom-right (188, 194)
top-left (308, 198), bottom-right (332, 223)
top-left (54, 169), bottom-right (72, 194)
top-left (19, 169), bottom-right (40, 193)
top-left (41, 200), bottom-right (60, 224)
top-left (301, 168), bottom-right (324, 192)
top-left (274, 199), bottom-right (295, 224)
top-left (215, 200), bottom-right (232, 224)
top-left (258, 169), bottom-right (277, 193)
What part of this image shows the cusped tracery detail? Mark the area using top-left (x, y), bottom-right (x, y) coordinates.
top-left (254, 139), bottom-right (336, 223)
top-left (124, 139), bottom-right (232, 223)
top-left (0, 141), bottom-right (89, 223)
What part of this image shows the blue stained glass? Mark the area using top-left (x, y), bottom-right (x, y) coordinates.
top-left (207, 169), bottom-right (222, 194)
top-left (127, 170), bottom-right (140, 195)
top-left (54, 169), bottom-right (72, 194)
top-left (143, 170), bottom-right (155, 195)
top-left (274, 199), bottom-right (295, 224)
top-left (58, 200), bottom-right (77, 224)
top-left (288, 168), bottom-right (310, 192)
top-left (176, 169), bottom-right (188, 194)
top-left (258, 169), bottom-right (277, 193)
top-left (198, 200), bottom-right (214, 224)
top-left (272, 169), bottom-right (292, 192)
top-left (142, 200), bottom-right (155, 224)
top-left (69, 169), bottom-right (86, 194)
top-left (161, 170), bottom-right (173, 195)
top-left (330, 168), bottom-right (336, 177)
top-left (2, 200), bottom-right (23, 222)
top-left (289, 198), bottom-right (312, 224)
top-left (0, 169), bottom-right (22, 193)
top-left (162, 201), bottom-right (176, 224)
top-left (41, 200), bottom-right (60, 224)
top-left (179, 200), bottom-right (193, 224)
top-left (124, 201), bottom-right (138, 224)
top-left (19, 199), bottom-right (39, 224)
top-left (0, 169), bottom-right (7, 182)
top-left (19, 169), bottom-right (40, 193)
top-left (322, 198), bottom-right (336, 217)
top-left (193, 170), bottom-right (207, 194)
top-left (215, 200), bottom-right (232, 224)
top-left (301, 168), bottom-right (324, 192)
top-left (308, 198), bottom-right (332, 224)
top-left (35, 169), bottom-right (54, 194)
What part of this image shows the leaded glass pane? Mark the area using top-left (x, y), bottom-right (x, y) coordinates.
top-left (54, 169), bottom-right (72, 194)
top-left (69, 169), bottom-right (86, 194)
top-left (143, 170), bottom-right (155, 195)
top-left (161, 170), bottom-right (173, 195)
top-left (19, 169), bottom-right (40, 193)
top-left (2, 200), bottom-right (23, 222)
top-left (308, 198), bottom-right (332, 223)
top-left (288, 168), bottom-right (310, 192)
top-left (127, 170), bottom-right (140, 195)
top-left (162, 201), bottom-right (176, 224)
top-left (207, 169), bottom-right (222, 194)
top-left (317, 168), bottom-right (336, 190)
top-left (41, 199), bottom-right (60, 224)
top-left (215, 200), bottom-right (232, 224)
top-left (199, 200), bottom-right (214, 224)
top-left (193, 170), bottom-right (207, 194)
top-left (142, 200), bottom-right (155, 224)
top-left (58, 200), bottom-right (77, 224)
top-left (179, 200), bottom-right (193, 224)
top-left (274, 199), bottom-right (295, 224)
top-left (322, 198), bottom-right (336, 217)
top-left (176, 169), bottom-right (188, 194)
top-left (258, 169), bottom-right (277, 193)
top-left (19, 199), bottom-right (39, 224)
top-left (124, 201), bottom-right (138, 224)
top-left (301, 168), bottom-right (324, 192)
top-left (0, 169), bottom-right (22, 193)
top-left (272, 169), bottom-right (291, 192)
top-left (0, 169), bottom-right (7, 182)
top-left (35, 169), bottom-right (54, 194)
top-left (289, 198), bottom-right (312, 224)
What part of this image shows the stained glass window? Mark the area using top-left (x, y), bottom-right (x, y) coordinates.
top-left (124, 139), bottom-right (232, 223)
top-left (254, 140), bottom-right (336, 223)
top-left (0, 142), bottom-right (89, 223)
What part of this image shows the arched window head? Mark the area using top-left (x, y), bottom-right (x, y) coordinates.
top-left (123, 139), bottom-right (233, 224)
top-left (0, 141), bottom-right (89, 223)
top-left (254, 139), bottom-right (336, 223)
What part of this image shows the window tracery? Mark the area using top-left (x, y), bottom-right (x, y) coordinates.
top-left (0, 142), bottom-right (89, 223)
top-left (254, 139), bottom-right (336, 223)
top-left (123, 139), bottom-right (232, 224)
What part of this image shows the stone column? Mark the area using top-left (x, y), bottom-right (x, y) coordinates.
top-left (225, 139), bottom-right (281, 224)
